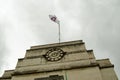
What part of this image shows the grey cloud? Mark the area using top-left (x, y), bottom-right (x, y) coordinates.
top-left (0, 25), bottom-right (9, 75)
top-left (59, 0), bottom-right (120, 78)
top-left (0, 0), bottom-right (120, 79)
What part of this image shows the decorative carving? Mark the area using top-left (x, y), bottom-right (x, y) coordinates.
top-left (43, 48), bottom-right (66, 61)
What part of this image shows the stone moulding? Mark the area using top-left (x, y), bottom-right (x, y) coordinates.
top-left (30, 40), bottom-right (84, 50)
top-left (13, 59), bottom-right (114, 76)
top-left (13, 60), bottom-right (94, 75)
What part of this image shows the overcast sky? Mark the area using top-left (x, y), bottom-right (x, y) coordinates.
top-left (0, 0), bottom-right (120, 79)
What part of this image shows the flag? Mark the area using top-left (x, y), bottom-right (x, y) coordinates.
top-left (49, 15), bottom-right (60, 24)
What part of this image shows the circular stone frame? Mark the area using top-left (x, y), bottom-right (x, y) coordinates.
top-left (44, 48), bottom-right (66, 61)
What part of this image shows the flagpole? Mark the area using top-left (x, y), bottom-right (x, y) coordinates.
top-left (49, 15), bottom-right (60, 43)
top-left (58, 22), bottom-right (60, 43)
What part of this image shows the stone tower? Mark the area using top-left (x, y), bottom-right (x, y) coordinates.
top-left (0, 40), bottom-right (118, 80)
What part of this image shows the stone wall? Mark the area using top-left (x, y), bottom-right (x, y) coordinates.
top-left (0, 40), bottom-right (118, 80)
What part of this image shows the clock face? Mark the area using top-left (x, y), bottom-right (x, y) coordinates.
top-left (44, 48), bottom-right (65, 61)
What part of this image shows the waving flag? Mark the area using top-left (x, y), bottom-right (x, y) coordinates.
top-left (49, 14), bottom-right (61, 43)
top-left (49, 15), bottom-right (60, 24)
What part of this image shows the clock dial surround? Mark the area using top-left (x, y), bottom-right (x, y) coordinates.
top-left (44, 48), bottom-right (66, 61)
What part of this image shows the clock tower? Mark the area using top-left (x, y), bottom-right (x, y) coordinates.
top-left (0, 40), bottom-right (118, 80)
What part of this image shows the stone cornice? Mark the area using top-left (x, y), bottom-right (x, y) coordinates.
top-left (13, 60), bottom-right (98, 76)
top-left (28, 40), bottom-right (84, 50)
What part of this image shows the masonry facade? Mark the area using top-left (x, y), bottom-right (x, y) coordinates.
top-left (0, 40), bottom-right (118, 80)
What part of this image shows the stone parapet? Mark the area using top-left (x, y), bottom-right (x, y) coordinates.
top-left (0, 70), bottom-right (14, 79)
top-left (30, 40), bottom-right (83, 50)
top-left (97, 59), bottom-right (114, 69)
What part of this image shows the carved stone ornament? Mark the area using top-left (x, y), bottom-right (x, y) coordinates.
top-left (43, 48), bottom-right (66, 61)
